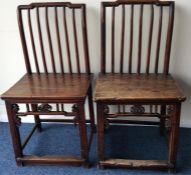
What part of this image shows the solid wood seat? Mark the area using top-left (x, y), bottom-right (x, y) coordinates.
top-left (2, 73), bottom-right (93, 101)
top-left (94, 73), bottom-right (185, 102)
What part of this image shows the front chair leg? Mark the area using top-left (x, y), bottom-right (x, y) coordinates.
top-left (97, 102), bottom-right (105, 169)
top-left (77, 102), bottom-right (89, 167)
top-left (31, 104), bottom-right (42, 132)
top-left (168, 103), bottom-right (181, 173)
top-left (5, 101), bottom-right (23, 166)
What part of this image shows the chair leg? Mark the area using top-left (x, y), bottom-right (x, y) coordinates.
top-left (88, 85), bottom-right (96, 133)
top-left (5, 101), bottom-right (23, 166)
top-left (96, 102), bottom-right (105, 169)
top-left (160, 105), bottom-right (166, 136)
top-left (168, 103), bottom-right (181, 173)
top-left (31, 104), bottom-right (42, 132)
top-left (77, 102), bottom-right (89, 167)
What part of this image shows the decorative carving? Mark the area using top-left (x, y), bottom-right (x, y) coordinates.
top-left (37, 104), bottom-right (52, 112)
top-left (72, 104), bottom-right (79, 113)
top-left (103, 105), bottom-right (109, 114)
top-left (12, 104), bottom-right (21, 126)
top-left (104, 119), bottom-right (110, 130)
top-left (167, 105), bottom-right (174, 116)
top-left (130, 105), bottom-right (145, 114)
top-left (15, 116), bottom-right (21, 126)
top-left (165, 118), bottom-right (171, 132)
top-left (166, 105), bottom-right (174, 132)
top-left (72, 104), bottom-right (79, 126)
top-left (12, 104), bottom-right (20, 113)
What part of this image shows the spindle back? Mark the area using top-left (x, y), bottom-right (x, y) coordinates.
top-left (101, 0), bottom-right (174, 74)
top-left (18, 2), bottom-right (90, 74)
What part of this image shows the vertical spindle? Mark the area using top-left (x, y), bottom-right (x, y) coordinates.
top-left (36, 7), bottom-right (48, 73)
top-left (137, 4), bottom-right (144, 74)
top-left (120, 5), bottom-right (125, 74)
top-left (146, 5), bottom-right (154, 74)
top-left (45, 7), bottom-right (56, 73)
top-left (129, 5), bottom-right (134, 74)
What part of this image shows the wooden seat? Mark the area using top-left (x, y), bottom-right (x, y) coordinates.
top-left (2, 73), bottom-right (93, 100)
top-left (94, 74), bottom-right (185, 102)
top-left (94, 0), bottom-right (186, 172)
top-left (1, 2), bottom-right (95, 167)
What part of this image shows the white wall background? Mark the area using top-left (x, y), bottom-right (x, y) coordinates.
top-left (0, 0), bottom-right (191, 127)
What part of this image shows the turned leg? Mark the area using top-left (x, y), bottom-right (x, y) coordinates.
top-left (31, 104), bottom-right (42, 132)
top-left (168, 103), bottom-right (181, 173)
top-left (77, 102), bottom-right (89, 167)
top-left (97, 102), bottom-right (105, 169)
top-left (160, 105), bottom-right (166, 136)
top-left (5, 101), bottom-right (23, 166)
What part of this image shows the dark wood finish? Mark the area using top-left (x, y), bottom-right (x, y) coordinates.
top-left (45, 7), bottom-right (56, 73)
top-left (72, 9), bottom-right (81, 74)
top-left (2, 2), bottom-right (94, 167)
top-left (31, 104), bottom-right (42, 132)
top-left (111, 7), bottom-right (115, 73)
top-left (129, 4), bottom-right (134, 74)
top-left (5, 102), bottom-right (23, 166)
top-left (168, 103), bottom-right (181, 172)
top-left (164, 1), bottom-right (174, 75)
top-left (137, 4), bottom-right (143, 74)
top-left (63, 7), bottom-right (72, 73)
top-left (81, 4), bottom-right (91, 74)
top-left (155, 6), bottom-right (163, 74)
top-left (120, 5), bottom-right (125, 73)
top-left (146, 5), bottom-right (154, 74)
top-left (95, 0), bottom-right (185, 172)
top-left (28, 9), bottom-right (40, 74)
top-left (36, 7), bottom-right (48, 74)
top-left (97, 102), bottom-right (105, 162)
top-left (160, 105), bottom-right (166, 136)
top-left (55, 7), bottom-right (64, 74)
top-left (101, 3), bottom-right (106, 74)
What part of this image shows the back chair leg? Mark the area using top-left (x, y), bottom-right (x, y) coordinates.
top-left (5, 101), bottom-right (23, 166)
top-left (77, 102), bottom-right (89, 167)
top-left (160, 105), bottom-right (166, 136)
top-left (88, 85), bottom-right (96, 133)
top-left (31, 104), bottom-right (42, 132)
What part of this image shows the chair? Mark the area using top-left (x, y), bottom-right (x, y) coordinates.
top-left (94, 0), bottom-right (186, 172)
top-left (1, 2), bottom-right (95, 167)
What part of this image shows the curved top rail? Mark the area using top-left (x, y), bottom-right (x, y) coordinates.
top-left (102, 0), bottom-right (174, 7)
top-left (18, 2), bottom-right (84, 10)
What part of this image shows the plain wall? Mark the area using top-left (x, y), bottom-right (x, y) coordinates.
top-left (0, 0), bottom-right (191, 126)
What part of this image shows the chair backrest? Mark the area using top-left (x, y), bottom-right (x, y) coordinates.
top-left (18, 2), bottom-right (90, 74)
top-left (101, 0), bottom-right (174, 75)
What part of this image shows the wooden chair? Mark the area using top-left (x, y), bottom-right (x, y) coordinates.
top-left (1, 2), bottom-right (95, 167)
top-left (94, 0), bottom-right (186, 172)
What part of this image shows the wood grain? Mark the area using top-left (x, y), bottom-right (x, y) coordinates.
top-left (2, 73), bottom-right (93, 100)
top-left (94, 73), bottom-right (186, 102)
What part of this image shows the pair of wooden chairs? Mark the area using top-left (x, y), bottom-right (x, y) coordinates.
top-left (1, 0), bottom-right (186, 172)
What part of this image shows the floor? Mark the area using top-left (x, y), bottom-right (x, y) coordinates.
top-left (0, 122), bottom-right (191, 175)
